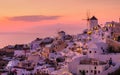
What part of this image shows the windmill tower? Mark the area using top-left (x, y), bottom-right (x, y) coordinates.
top-left (89, 16), bottom-right (98, 29)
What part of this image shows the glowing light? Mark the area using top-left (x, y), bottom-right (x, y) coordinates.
top-left (87, 30), bottom-right (92, 35)
top-left (113, 37), bottom-right (116, 40)
top-left (76, 47), bottom-right (82, 53)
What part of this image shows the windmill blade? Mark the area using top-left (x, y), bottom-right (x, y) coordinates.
top-left (82, 19), bottom-right (87, 20)
top-left (86, 10), bottom-right (90, 20)
top-left (82, 10), bottom-right (91, 29)
top-left (86, 10), bottom-right (91, 29)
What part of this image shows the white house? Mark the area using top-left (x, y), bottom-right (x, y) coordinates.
top-left (30, 38), bottom-right (42, 50)
top-left (58, 31), bottom-right (66, 39)
top-left (14, 50), bottom-right (25, 56)
top-left (86, 41), bottom-right (103, 58)
top-left (77, 58), bottom-right (108, 75)
top-left (6, 59), bottom-right (19, 70)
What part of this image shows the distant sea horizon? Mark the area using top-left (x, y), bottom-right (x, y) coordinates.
top-left (0, 27), bottom-right (85, 48)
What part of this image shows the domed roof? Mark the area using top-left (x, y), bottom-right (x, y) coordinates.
top-left (58, 31), bottom-right (65, 33)
top-left (90, 16), bottom-right (98, 20)
top-left (7, 60), bottom-right (19, 67)
top-left (87, 42), bottom-right (98, 49)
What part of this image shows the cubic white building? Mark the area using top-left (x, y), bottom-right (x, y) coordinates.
top-left (77, 58), bottom-right (108, 75)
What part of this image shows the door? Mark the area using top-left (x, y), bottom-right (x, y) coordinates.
top-left (94, 70), bottom-right (97, 75)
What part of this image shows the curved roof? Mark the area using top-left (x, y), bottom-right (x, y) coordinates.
top-left (90, 16), bottom-right (98, 20)
top-left (58, 31), bottom-right (65, 34)
top-left (87, 42), bottom-right (98, 49)
top-left (80, 58), bottom-right (107, 65)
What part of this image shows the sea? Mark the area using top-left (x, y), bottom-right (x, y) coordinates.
top-left (0, 26), bottom-right (86, 48)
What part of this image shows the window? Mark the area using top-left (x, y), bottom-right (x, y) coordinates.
top-left (94, 70), bottom-right (97, 74)
top-left (95, 51), bottom-right (96, 53)
top-left (89, 51), bottom-right (92, 53)
top-left (91, 70), bottom-right (93, 73)
top-left (79, 70), bottom-right (81, 72)
top-left (98, 71), bottom-right (100, 73)
top-left (94, 62), bottom-right (98, 65)
top-left (94, 67), bottom-right (96, 69)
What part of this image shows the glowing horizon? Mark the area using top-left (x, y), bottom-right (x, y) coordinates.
top-left (0, 0), bottom-right (120, 33)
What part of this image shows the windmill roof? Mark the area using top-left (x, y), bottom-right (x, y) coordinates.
top-left (90, 16), bottom-right (98, 20)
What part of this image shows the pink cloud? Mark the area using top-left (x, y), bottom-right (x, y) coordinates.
top-left (7, 15), bottom-right (61, 22)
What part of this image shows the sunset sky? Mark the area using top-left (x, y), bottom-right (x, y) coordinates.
top-left (0, 0), bottom-right (120, 47)
top-left (0, 0), bottom-right (120, 33)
